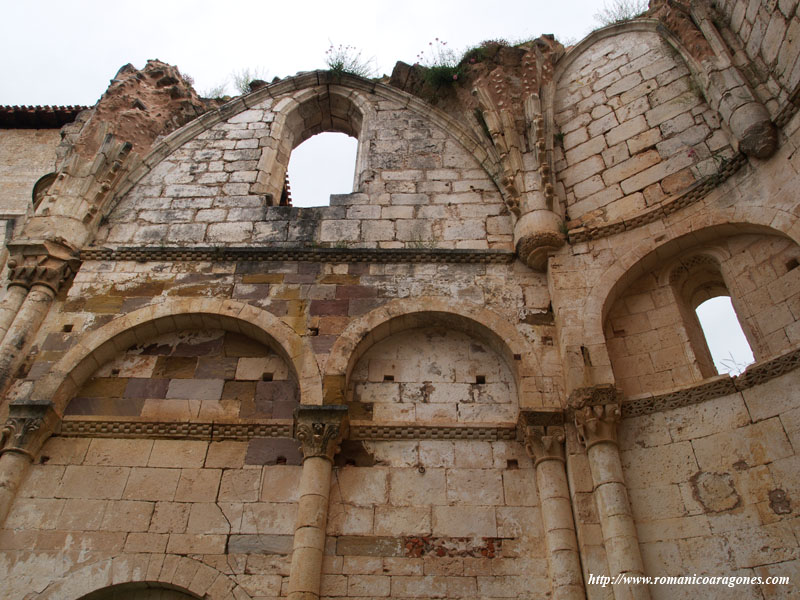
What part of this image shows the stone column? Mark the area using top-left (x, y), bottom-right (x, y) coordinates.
top-left (522, 412), bottom-right (585, 600)
top-left (0, 401), bottom-right (57, 526)
top-left (575, 404), bottom-right (649, 600)
top-left (0, 284), bottom-right (28, 344)
top-left (0, 241), bottom-right (78, 397)
top-left (288, 405), bottom-right (348, 600)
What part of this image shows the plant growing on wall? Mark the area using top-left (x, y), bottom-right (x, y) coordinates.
top-left (232, 67), bottom-right (269, 94)
top-left (325, 44), bottom-right (377, 78)
top-left (594, 0), bottom-right (648, 25)
top-left (416, 38), bottom-right (462, 87)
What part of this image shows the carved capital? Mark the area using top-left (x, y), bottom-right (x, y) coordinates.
top-left (5, 239), bottom-right (80, 293)
top-left (0, 402), bottom-right (57, 460)
top-left (293, 405), bottom-right (349, 463)
top-left (519, 409), bottom-right (565, 465)
top-left (574, 403), bottom-right (621, 451)
top-left (524, 425), bottom-right (566, 465)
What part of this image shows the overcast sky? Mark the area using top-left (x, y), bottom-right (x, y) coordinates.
top-left (0, 0), bottom-right (613, 106)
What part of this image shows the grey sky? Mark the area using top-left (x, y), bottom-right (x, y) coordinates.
top-left (1, 1), bottom-right (609, 106)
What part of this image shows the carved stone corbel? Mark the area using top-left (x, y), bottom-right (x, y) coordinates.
top-left (293, 405), bottom-right (349, 463)
top-left (574, 403), bottom-right (621, 451)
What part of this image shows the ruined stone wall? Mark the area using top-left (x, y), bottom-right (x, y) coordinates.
top-left (99, 89), bottom-right (509, 250)
top-left (716, 0), bottom-right (799, 112)
top-left (4, 4), bottom-right (800, 599)
top-left (619, 367), bottom-right (800, 600)
top-left (555, 29), bottom-right (734, 229)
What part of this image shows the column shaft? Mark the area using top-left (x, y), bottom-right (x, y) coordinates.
top-left (288, 456), bottom-right (333, 600)
top-left (0, 284), bottom-right (55, 395)
top-left (576, 404), bottom-right (649, 600)
top-left (0, 285), bottom-right (28, 345)
top-left (523, 420), bottom-right (586, 600)
top-left (0, 451), bottom-right (30, 526)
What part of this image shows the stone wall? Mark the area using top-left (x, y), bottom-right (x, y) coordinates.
top-left (2, 3), bottom-right (800, 599)
top-left (1, 436), bottom-right (298, 598)
top-left (0, 129), bottom-right (59, 218)
top-left (620, 367), bottom-right (800, 600)
top-left (716, 0), bottom-right (799, 112)
top-left (323, 439), bottom-right (545, 598)
top-left (555, 29), bottom-right (734, 229)
top-left (605, 233), bottom-right (800, 396)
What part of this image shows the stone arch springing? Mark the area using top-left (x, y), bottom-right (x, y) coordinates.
top-left (31, 298), bottom-right (323, 415)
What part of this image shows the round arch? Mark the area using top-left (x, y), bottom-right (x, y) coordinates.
top-left (583, 220), bottom-right (797, 355)
top-left (323, 297), bottom-right (543, 408)
top-left (34, 554), bottom-right (250, 600)
top-left (32, 298), bottom-right (323, 414)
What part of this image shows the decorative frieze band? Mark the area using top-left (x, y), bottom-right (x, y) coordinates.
top-left (59, 419), bottom-right (292, 440)
top-left (623, 345), bottom-right (800, 418)
top-left (58, 418), bottom-right (518, 442)
top-left (79, 246), bottom-right (516, 264)
top-left (351, 424), bottom-right (517, 441)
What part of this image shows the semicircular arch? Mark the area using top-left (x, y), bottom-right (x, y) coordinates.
top-left (33, 298), bottom-right (323, 414)
top-left (323, 297), bottom-right (541, 407)
top-left (35, 553), bottom-right (249, 600)
top-left (582, 218), bottom-right (796, 356)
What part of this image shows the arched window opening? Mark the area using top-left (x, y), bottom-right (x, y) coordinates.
top-left (670, 254), bottom-right (755, 378)
top-left (695, 296), bottom-right (754, 376)
top-left (287, 132), bottom-right (358, 207)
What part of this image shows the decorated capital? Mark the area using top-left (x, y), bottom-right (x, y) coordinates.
top-left (293, 405), bottom-right (349, 463)
top-left (5, 239), bottom-right (80, 293)
top-left (0, 402), bottom-right (58, 460)
top-left (574, 403), bottom-right (621, 451)
top-left (519, 409), bottom-right (566, 465)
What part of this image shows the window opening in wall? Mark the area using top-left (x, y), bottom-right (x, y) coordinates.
top-left (695, 296), bottom-right (754, 376)
top-left (287, 132), bottom-right (357, 207)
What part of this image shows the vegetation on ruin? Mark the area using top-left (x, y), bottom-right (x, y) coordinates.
top-left (325, 44), bottom-right (377, 78)
top-left (416, 39), bottom-right (463, 87)
top-left (594, 0), bottom-right (649, 26)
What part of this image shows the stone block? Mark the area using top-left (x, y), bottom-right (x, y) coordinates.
top-left (123, 467), bottom-right (180, 501)
top-left (148, 440), bottom-right (208, 468)
top-left (57, 466), bottom-right (130, 500)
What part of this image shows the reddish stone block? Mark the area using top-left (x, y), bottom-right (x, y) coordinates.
top-left (310, 300), bottom-right (350, 316)
top-left (195, 356), bottom-right (238, 379)
top-left (348, 298), bottom-right (384, 316)
top-left (311, 335), bottom-right (337, 354)
top-left (124, 378), bottom-right (170, 399)
top-left (336, 285), bottom-right (377, 299)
